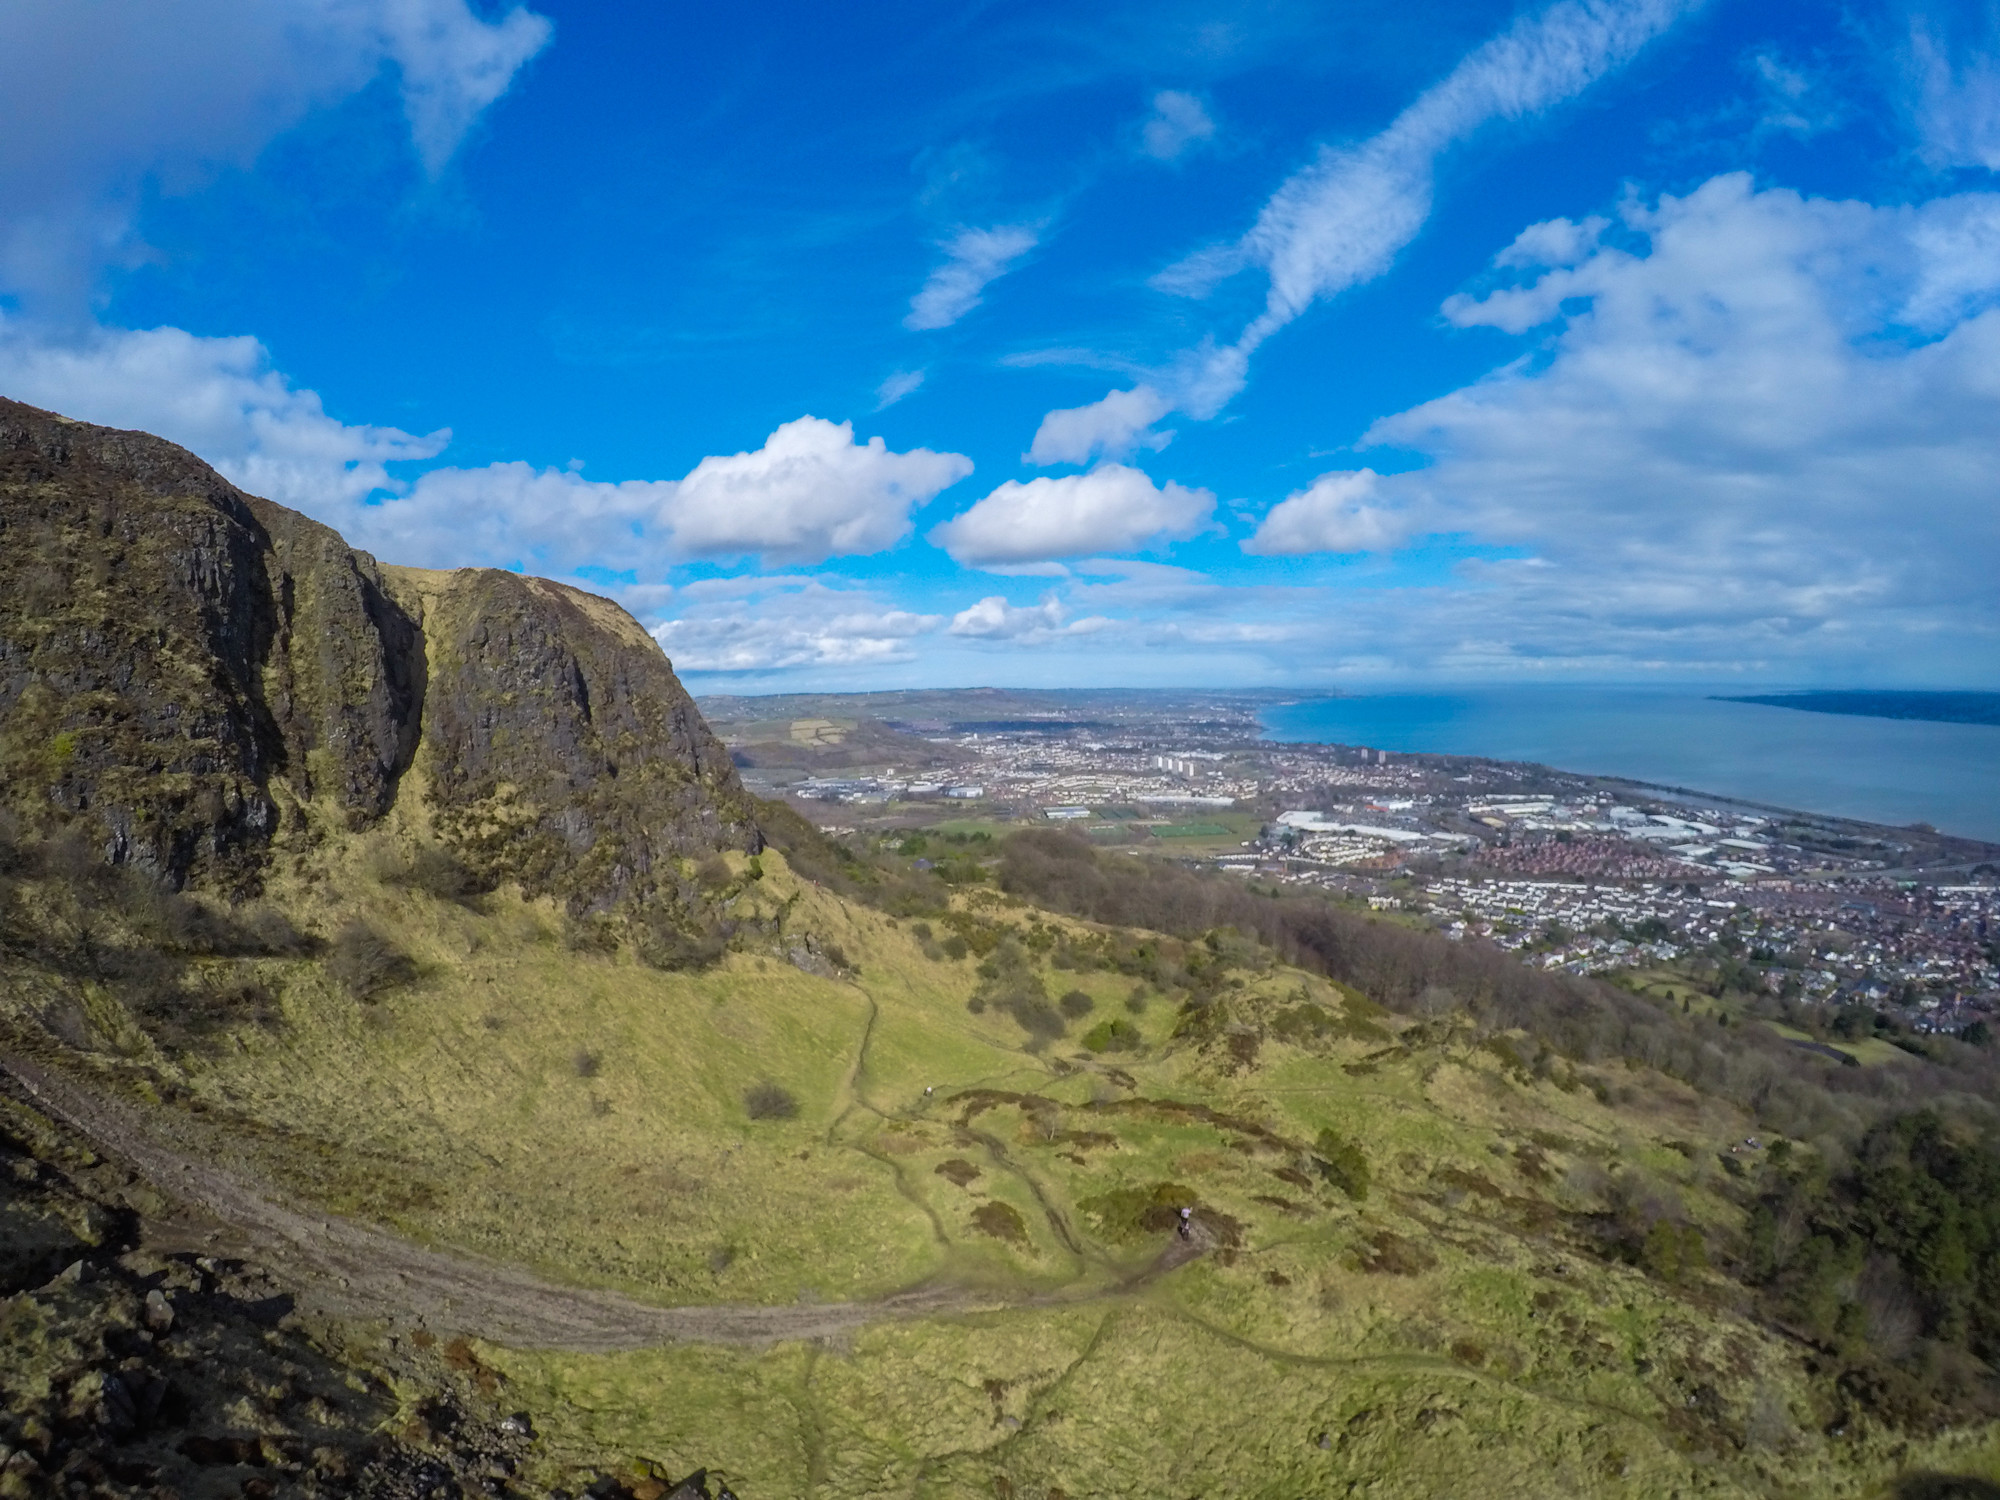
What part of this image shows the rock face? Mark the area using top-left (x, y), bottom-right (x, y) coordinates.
top-left (0, 397), bottom-right (758, 906)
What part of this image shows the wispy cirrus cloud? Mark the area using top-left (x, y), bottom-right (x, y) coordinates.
top-left (905, 224), bottom-right (1040, 330)
top-left (1139, 90), bottom-right (1216, 161)
top-left (874, 368), bottom-right (926, 408)
top-left (1033, 0), bottom-right (1700, 465)
top-left (1906, 13), bottom-right (2000, 170)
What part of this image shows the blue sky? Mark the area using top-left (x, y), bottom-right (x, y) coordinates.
top-left (3, 0), bottom-right (1998, 690)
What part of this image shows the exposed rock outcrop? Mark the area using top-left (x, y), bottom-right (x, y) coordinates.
top-left (0, 397), bottom-right (757, 908)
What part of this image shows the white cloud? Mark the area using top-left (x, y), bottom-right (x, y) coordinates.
top-left (1750, 51), bottom-right (1836, 140)
top-left (0, 0), bottom-right (550, 304)
top-left (1325, 173), bottom-right (2000, 674)
top-left (1908, 20), bottom-right (2000, 170)
top-left (947, 594), bottom-right (1111, 641)
top-left (905, 224), bottom-right (1040, 331)
top-left (383, 416), bottom-right (970, 568)
top-left (1140, 90), bottom-right (1216, 161)
top-left (369, 461), bottom-right (668, 570)
top-left (1051, 0), bottom-right (1695, 450)
top-left (930, 463), bottom-right (1214, 566)
top-left (381, 0), bottom-right (554, 174)
top-left (0, 321), bottom-right (970, 572)
top-left (0, 319), bottom-right (449, 509)
top-left (1027, 385), bottom-right (1172, 465)
top-left (1243, 469), bottom-right (1409, 555)
top-left (875, 368), bottom-right (926, 408)
top-left (649, 580), bottom-right (942, 673)
top-left (660, 417), bottom-right (972, 563)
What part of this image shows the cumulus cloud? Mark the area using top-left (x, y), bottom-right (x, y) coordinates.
top-left (1047, 0), bottom-right (1694, 453)
top-left (905, 224), bottom-right (1040, 331)
top-left (1027, 385), bottom-right (1172, 465)
top-left (0, 0), bottom-right (550, 304)
top-left (1330, 173), bottom-right (2000, 673)
top-left (0, 321), bottom-right (970, 572)
top-left (0, 319), bottom-right (449, 508)
top-left (930, 464), bottom-right (1214, 567)
top-left (1140, 90), bottom-right (1216, 161)
top-left (1243, 469), bottom-right (1409, 555)
top-left (372, 416), bottom-right (970, 568)
top-left (659, 417), bottom-right (972, 563)
top-left (947, 594), bottom-right (1111, 641)
top-left (649, 579), bottom-right (942, 673)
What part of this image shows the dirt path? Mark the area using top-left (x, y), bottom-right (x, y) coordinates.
top-left (0, 1055), bottom-right (987, 1351)
top-left (0, 1055), bottom-right (1205, 1353)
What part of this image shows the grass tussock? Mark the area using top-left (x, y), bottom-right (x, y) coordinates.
top-left (743, 1080), bottom-right (799, 1120)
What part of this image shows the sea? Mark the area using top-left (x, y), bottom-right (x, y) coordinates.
top-left (1257, 687), bottom-right (2000, 844)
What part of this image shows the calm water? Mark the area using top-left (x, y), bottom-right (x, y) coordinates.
top-left (1259, 688), bottom-right (2000, 843)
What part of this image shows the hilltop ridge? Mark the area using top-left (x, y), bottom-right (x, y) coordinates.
top-left (0, 397), bottom-right (758, 908)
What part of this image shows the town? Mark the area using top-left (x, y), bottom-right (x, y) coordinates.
top-left (701, 689), bottom-right (2000, 1035)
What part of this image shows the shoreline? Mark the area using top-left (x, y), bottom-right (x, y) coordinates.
top-left (1255, 691), bottom-right (2000, 847)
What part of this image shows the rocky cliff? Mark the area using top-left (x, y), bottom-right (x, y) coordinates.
top-left (0, 397), bottom-right (758, 908)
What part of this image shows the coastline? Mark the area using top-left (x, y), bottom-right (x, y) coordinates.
top-left (1256, 687), bottom-right (2000, 844)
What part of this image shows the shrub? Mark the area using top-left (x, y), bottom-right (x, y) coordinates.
top-left (1082, 1017), bottom-right (1143, 1053)
top-left (636, 915), bottom-right (726, 972)
top-left (376, 844), bottom-right (488, 903)
top-left (745, 1080), bottom-right (800, 1120)
top-left (1351, 1229), bottom-right (1435, 1276)
top-left (237, 903), bottom-right (312, 956)
top-left (1640, 1220), bottom-right (1707, 1284)
top-left (942, 934), bottom-right (969, 960)
top-left (1078, 1182), bottom-right (1197, 1243)
top-left (573, 1049), bottom-right (602, 1079)
top-left (970, 1201), bottom-right (1029, 1244)
top-left (1058, 988), bottom-right (1095, 1019)
top-left (324, 921), bottom-right (417, 1001)
top-left (1314, 1129), bottom-right (1372, 1201)
top-left (1009, 998), bottom-right (1067, 1046)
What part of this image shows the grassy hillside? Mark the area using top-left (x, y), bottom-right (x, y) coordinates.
top-left (7, 810), bottom-right (2000, 1499)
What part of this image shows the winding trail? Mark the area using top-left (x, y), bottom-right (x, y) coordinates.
top-left (0, 1053), bottom-right (1209, 1352)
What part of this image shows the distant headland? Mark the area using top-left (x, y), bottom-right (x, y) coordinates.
top-left (1717, 691), bottom-right (2000, 728)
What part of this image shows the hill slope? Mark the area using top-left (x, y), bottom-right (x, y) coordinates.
top-left (5, 399), bottom-right (2000, 1500)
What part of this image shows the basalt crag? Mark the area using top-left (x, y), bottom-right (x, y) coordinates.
top-left (0, 397), bottom-right (758, 909)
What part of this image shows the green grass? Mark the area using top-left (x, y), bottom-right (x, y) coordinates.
top-left (14, 825), bottom-right (1996, 1497)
